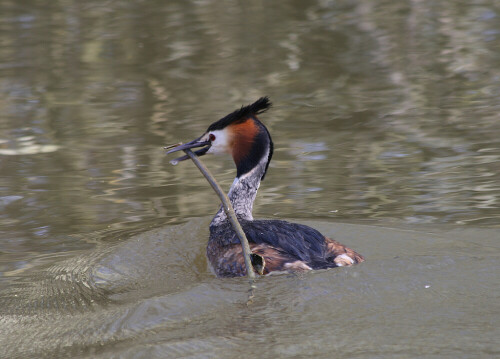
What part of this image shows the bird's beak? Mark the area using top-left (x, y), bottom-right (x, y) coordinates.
top-left (165, 135), bottom-right (211, 164)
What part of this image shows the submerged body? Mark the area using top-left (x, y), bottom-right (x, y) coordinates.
top-left (168, 97), bottom-right (364, 277)
top-left (208, 219), bottom-right (364, 277)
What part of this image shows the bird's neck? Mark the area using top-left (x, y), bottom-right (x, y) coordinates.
top-left (210, 155), bottom-right (268, 227)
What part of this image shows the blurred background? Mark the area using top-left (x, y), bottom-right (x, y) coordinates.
top-left (0, 1), bottom-right (499, 358)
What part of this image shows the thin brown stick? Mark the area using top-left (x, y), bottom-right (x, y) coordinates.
top-left (182, 149), bottom-right (256, 280)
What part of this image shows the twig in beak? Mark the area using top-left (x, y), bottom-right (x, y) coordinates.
top-left (163, 142), bottom-right (183, 151)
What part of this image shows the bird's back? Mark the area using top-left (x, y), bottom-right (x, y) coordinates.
top-left (208, 219), bottom-right (364, 277)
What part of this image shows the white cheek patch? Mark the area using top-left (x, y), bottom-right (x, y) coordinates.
top-left (207, 129), bottom-right (232, 155)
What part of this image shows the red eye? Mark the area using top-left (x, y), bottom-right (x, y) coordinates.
top-left (209, 133), bottom-right (216, 141)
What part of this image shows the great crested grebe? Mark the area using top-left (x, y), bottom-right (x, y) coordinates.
top-left (168, 97), bottom-right (364, 277)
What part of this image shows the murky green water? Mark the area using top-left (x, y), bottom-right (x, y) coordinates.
top-left (1, 1), bottom-right (499, 358)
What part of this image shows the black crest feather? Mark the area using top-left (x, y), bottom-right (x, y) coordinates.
top-left (207, 97), bottom-right (272, 132)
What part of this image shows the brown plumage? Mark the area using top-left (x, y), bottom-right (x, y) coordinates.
top-left (207, 219), bottom-right (364, 277)
top-left (208, 243), bottom-right (310, 277)
top-left (325, 237), bottom-right (365, 267)
top-left (229, 119), bottom-right (259, 166)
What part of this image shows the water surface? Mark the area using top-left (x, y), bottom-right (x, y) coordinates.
top-left (0, 0), bottom-right (499, 358)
